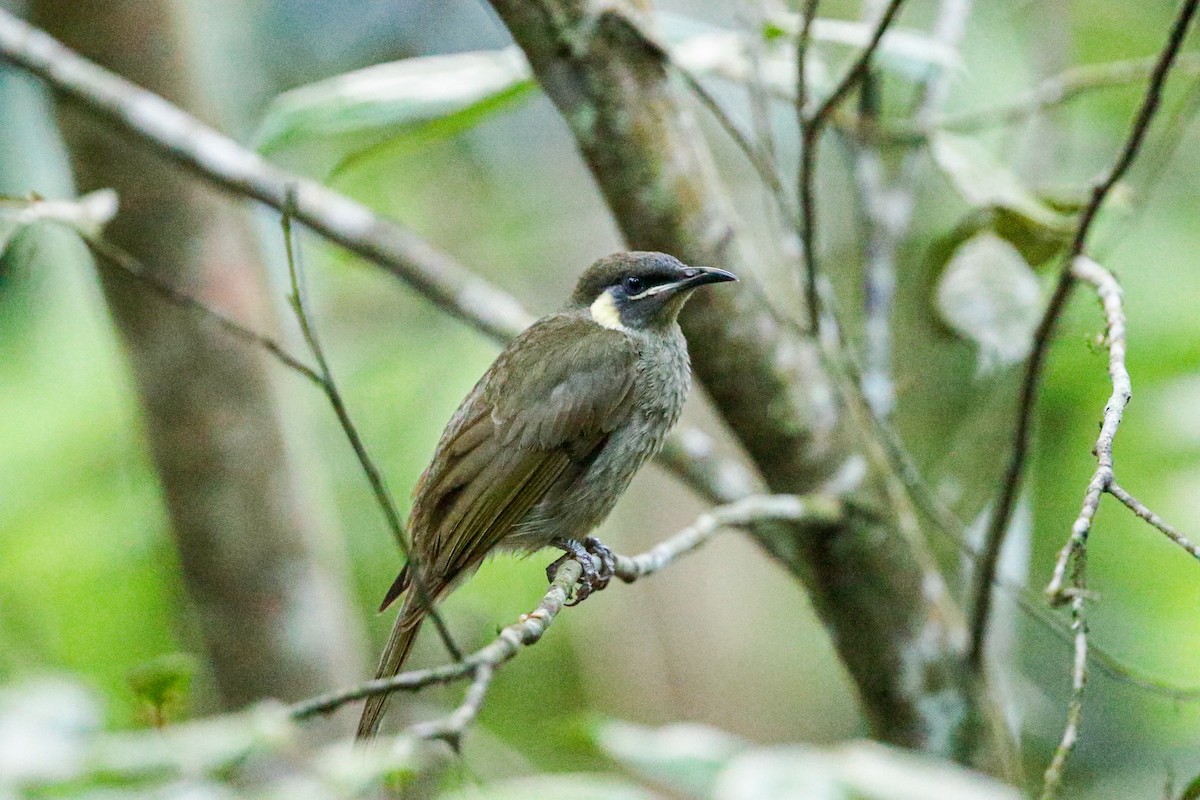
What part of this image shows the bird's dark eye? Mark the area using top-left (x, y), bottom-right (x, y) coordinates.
top-left (622, 276), bottom-right (645, 295)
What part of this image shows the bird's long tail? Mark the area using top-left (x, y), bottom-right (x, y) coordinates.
top-left (356, 593), bottom-right (426, 741)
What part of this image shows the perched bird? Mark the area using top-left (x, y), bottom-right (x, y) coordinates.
top-left (356, 251), bottom-right (736, 739)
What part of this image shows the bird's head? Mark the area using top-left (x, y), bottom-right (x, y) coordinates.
top-left (570, 252), bottom-right (738, 332)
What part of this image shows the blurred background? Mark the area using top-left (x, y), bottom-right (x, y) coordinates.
top-left (1, 0), bottom-right (1199, 797)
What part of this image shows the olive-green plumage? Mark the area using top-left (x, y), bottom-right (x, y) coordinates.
top-left (356, 252), bottom-right (736, 740)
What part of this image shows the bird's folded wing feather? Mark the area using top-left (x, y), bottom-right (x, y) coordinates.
top-left (401, 316), bottom-right (638, 600)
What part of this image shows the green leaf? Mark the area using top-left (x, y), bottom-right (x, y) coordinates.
top-left (931, 132), bottom-right (1075, 240)
top-left (593, 719), bottom-right (746, 798)
top-left (127, 652), bottom-right (198, 724)
top-left (1179, 771), bottom-right (1200, 800)
top-left (935, 231), bottom-right (1045, 374)
top-left (253, 47), bottom-right (535, 155)
top-left (328, 79), bottom-right (535, 179)
top-left (991, 206), bottom-right (1071, 267)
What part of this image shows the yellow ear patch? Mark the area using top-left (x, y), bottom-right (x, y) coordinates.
top-left (589, 290), bottom-right (627, 331)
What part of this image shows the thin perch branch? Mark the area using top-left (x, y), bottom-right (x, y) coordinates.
top-left (287, 494), bottom-right (841, 722)
top-left (1032, 255), bottom-right (1195, 798)
top-left (968, 0), bottom-right (1200, 670)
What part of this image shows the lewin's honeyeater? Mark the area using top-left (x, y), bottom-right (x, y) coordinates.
top-left (357, 251), bottom-right (737, 739)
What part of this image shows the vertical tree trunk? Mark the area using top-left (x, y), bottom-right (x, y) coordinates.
top-left (29, 0), bottom-right (364, 714)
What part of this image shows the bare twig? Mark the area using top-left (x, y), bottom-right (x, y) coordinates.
top-left (673, 65), bottom-right (796, 221)
top-left (810, 0), bottom-right (908, 125)
top-left (83, 236), bottom-right (323, 386)
top-left (613, 494), bottom-right (840, 582)
top-left (1040, 583), bottom-right (1089, 800)
top-left (288, 494), bottom-right (840, 722)
top-left (289, 558), bottom-right (582, 720)
top-left (1109, 483), bottom-right (1200, 560)
top-left (969, 0), bottom-right (1200, 670)
top-left (1034, 255), bottom-right (1193, 798)
top-left (279, 198), bottom-right (462, 662)
top-left (1044, 256), bottom-right (1130, 602)
top-left (797, 0), bottom-right (908, 335)
top-left (403, 663), bottom-right (494, 749)
top-left (796, 0), bottom-right (821, 334)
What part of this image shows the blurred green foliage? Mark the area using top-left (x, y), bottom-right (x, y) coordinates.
top-left (3, 0), bottom-right (1200, 797)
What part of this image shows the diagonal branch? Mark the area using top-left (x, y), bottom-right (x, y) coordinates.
top-left (0, 7), bottom-right (531, 344)
top-left (1109, 483), bottom-right (1200, 560)
top-left (968, 0), bottom-right (1200, 671)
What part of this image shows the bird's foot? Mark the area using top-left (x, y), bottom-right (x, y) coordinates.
top-left (546, 536), bottom-right (616, 606)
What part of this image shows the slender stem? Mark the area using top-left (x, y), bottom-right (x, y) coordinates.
top-left (796, 0), bottom-right (821, 334)
top-left (1039, 576), bottom-right (1089, 800)
top-left (279, 195), bottom-right (462, 662)
top-left (1109, 482), bottom-right (1200, 560)
top-left (84, 237), bottom-right (322, 386)
top-left (796, 0), bottom-right (909, 335)
top-left (810, 0), bottom-right (907, 125)
top-left (1044, 257), bottom-right (1130, 603)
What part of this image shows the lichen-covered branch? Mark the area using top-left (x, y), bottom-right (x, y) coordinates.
top-left (1043, 257), bottom-right (1131, 603)
top-left (1109, 483), bottom-right (1200, 560)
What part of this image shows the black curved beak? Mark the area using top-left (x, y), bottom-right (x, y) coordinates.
top-left (680, 266), bottom-right (738, 288)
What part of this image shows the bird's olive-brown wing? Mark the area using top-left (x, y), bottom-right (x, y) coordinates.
top-left (398, 315), bottom-right (638, 603)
